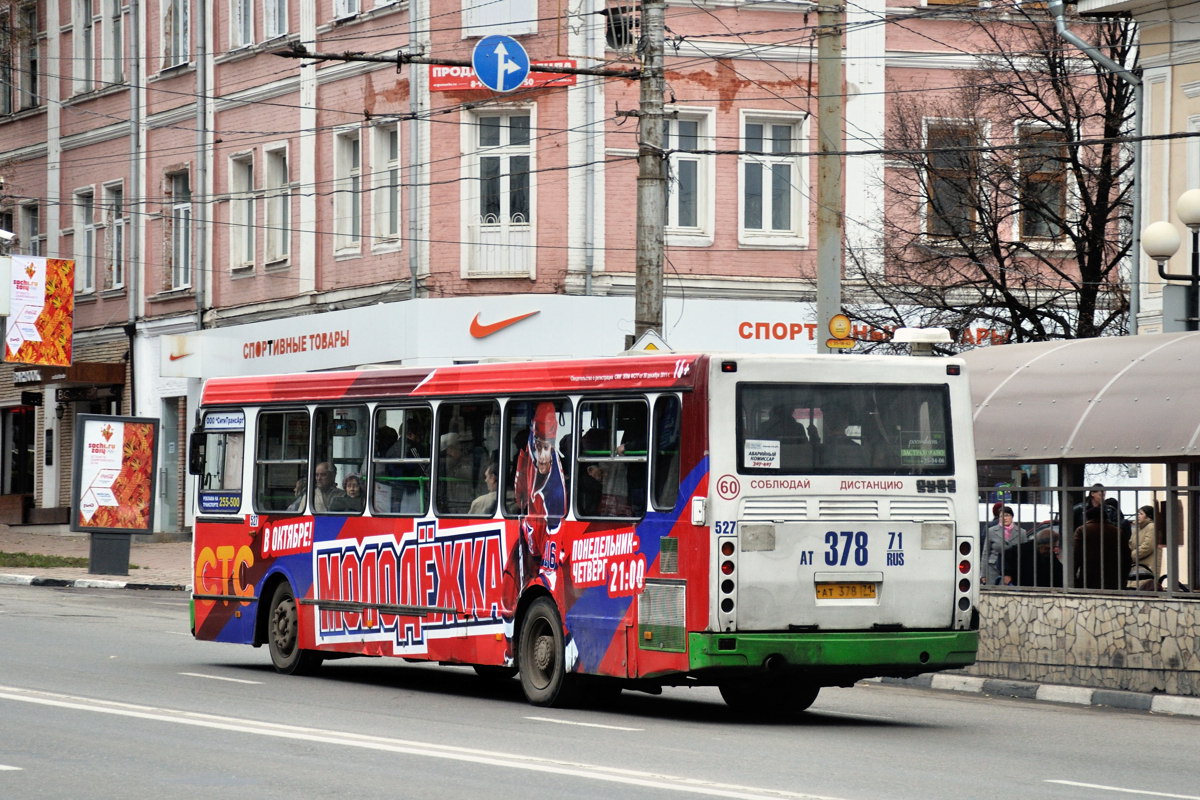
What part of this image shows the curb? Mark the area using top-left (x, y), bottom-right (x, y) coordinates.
top-left (0, 573), bottom-right (190, 592)
top-left (873, 675), bottom-right (1200, 718)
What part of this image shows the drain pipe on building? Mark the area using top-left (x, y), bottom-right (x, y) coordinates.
top-left (1048, 0), bottom-right (1142, 334)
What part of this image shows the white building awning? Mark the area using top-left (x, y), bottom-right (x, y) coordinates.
top-left (962, 331), bottom-right (1200, 462)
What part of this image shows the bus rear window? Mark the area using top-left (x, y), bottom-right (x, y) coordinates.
top-left (736, 383), bottom-right (952, 475)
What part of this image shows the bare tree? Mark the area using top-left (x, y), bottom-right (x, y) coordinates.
top-left (846, 8), bottom-right (1136, 353)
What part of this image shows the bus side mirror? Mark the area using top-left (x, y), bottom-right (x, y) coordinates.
top-left (188, 432), bottom-right (205, 476)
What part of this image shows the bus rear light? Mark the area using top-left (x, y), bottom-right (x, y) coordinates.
top-left (959, 540), bottom-right (972, 555)
top-left (958, 560), bottom-right (970, 574)
top-left (721, 561), bottom-right (735, 575)
top-left (721, 579), bottom-right (734, 594)
top-left (959, 578), bottom-right (970, 592)
top-left (721, 541), bottom-right (735, 556)
top-left (720, 598), bottom-right (735, 613)
top-left (958, 597), bottom-right (971, 611)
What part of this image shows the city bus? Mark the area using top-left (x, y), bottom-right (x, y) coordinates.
top-left (189, 352), bottom-right (979, 715)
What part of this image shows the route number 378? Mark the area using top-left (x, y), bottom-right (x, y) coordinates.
top-left (824, 530), bottom-right (869, 566)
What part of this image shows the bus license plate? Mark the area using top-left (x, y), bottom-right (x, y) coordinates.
top-left (815, 582), bottom-right (877, 600)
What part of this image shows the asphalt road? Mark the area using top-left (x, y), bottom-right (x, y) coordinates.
top-left (1, 585), bottom-right (1196, 800)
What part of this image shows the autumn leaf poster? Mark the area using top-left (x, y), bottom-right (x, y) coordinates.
top-left (4, 255), bottom-right (75, 367)
top-left (71, 415), bottom-right (159, 534)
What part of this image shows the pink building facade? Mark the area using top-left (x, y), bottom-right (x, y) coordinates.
top-left (0, 0), bottom-right (1051, 529)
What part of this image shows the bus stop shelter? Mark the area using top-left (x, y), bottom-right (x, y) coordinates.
top-left (963, 330), bottom-right (1200, 590)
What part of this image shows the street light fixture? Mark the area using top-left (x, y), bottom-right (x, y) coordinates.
top-left (1142, 189), bottom-right (1200, 331)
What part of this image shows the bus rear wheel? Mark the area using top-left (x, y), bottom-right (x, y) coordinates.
top-left (719, 679), bottom-right (820, 718)
top-left (268, 582), bottom-right (323, 676)
top-left (518, 597), bottom-right (575, 706)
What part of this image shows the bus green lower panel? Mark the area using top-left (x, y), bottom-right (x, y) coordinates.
top-left (689, 630), bottom-right (979, 673)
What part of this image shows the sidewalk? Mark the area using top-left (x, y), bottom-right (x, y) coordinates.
top-left (2, 524), bottom-right (1198, 718)
top-left (0, 523), bottom-right (192, 590)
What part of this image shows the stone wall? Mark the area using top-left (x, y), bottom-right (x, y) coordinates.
top-left (969, 589), bottom-right (1200, 696)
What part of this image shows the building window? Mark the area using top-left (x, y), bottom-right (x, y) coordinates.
top-left (0, 18), bottom-right (13, 115)
top-left (169, 172), bottom-right (192, 289)
top-left (334, 0), bottom-right (360, 19)
top-left (230, 0), bottom-right (252, 48)
top-left (104, 0), bottom-right (123, 83)
top-left (1019, 127), bottom-right (1067, 240)
top-left (19, 4), bottom-right (38, 109)
top-left (230, 155), bottom-right (255, 268)
top-left (20, 204), bottom-right (41, 256)
top-left (104, 185), bottom-right (124, 289)
top-left (76, 190), bottom-right (96, 293)
top-left (462, 0), bottom-right (535, 36)
top-left (467, 110), bottom-right (533, 275)
top-left (663, 114), bottom-right (709, 233)
top-left (162, 0), bottom-right (189, 70)
top-left (740, 116), bottom-right (804, 242)
top-left (265, 147), bottom-right (290, 262)
top-left (373, 125), bottom-right (401, 243)
top-left (74, 0), bottom-right (95, 94)
top-left (334, 130), bottom-right (361, 250)
top-left (925, 121), bottom-right (978, 239)
top-left (264, 0), bottom-right (287, 38)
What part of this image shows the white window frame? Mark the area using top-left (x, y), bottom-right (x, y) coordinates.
top-left (230, 0), bottom-right (252, 48)
top-left (102, 0), bottom-right (123, 83)
top-left (373, 123), bottom-right (401, 246)
top-left (462, 106), bottom-right (536, 278)
top-left (333, 128), bottom-right (362, 252)
top-left (19, 4), bottom-right (39, 109)
top-left (75, 189), bottom-right (96, 293)
top-left (103, 183), bottom-right (125, 289)
top-left (1015, 122), bottom-right (1070, 244)
top-left (922, 117), bottom-right (982, 240)
top-left (230, 154), bottom-right (256, 269)
top-left (265, 144), bottom-right (291, 264)
top-left (169, 172), bottom-right (192, 289)
top-left (264, 0), bottom-right (287, 39)
top-left (74, 0), bottom-right (95, 94)
top-left (462, 0), bottom-right (536, 37)
top-left (20, 203), bottom-right (41, 256)
top-left (334, 0), bottom-right (360, 19)
top-left (664, 107), bottom-right (715, 246)
top-left (738, 111), bottom-right (807, 247)
top-left (162, 0), bottom-right (189, 70)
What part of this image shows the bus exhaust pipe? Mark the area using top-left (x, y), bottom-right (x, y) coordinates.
top-left (764, 654), bottom-right (788, 672)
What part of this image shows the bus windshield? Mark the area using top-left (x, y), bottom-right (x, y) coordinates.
top-left (736, 382), bottom-right (952, 475)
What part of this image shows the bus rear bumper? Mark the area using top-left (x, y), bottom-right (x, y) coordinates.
top-left (687, 630), bottom-right (979, 681)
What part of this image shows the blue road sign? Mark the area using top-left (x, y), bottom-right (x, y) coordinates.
top-left (471, 35), bottom-right (531, 93)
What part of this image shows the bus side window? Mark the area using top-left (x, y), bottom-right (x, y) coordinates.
top-left (652, 395), bottom-right (681, 510)
top-left (371, 406), bottom-right (431, 516)
top-left (435, 400), bottom-right (500, 517)
top-left (577, 399), bottom-right (648, 519)
top-left (254, 409), bottom-right (310, 513)
top-left (313, 405), bottom-right (369, 514)
top-left (503, 398), bottom-right (571, 519)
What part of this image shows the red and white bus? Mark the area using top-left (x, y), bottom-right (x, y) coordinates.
top-left (189, 352), bottom-right (979, 714)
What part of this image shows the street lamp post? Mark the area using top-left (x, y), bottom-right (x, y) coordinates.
top-left (1142, 189), bottom-right (1200, 332)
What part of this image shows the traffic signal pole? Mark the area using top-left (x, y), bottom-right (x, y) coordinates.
top-left (816, 4), bottom-right (845, 354)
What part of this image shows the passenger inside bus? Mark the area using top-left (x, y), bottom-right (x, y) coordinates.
top-left (334, 473), bottom-right (365, 512)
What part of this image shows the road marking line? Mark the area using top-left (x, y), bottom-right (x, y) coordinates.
top-left (0, 684), bottom-right (848, 800)
top-left (0, 765), bottom-right (22, 771)
top-left (179, 672), bottom-right (262, 685)
top-left (1046, 780), bottom-right (1200, 799)
top-left (524, 716), bottom-right (642, 731)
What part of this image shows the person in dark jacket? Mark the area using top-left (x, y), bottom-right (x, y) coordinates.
top-left (1003, 529), bottom-right (1063, 588)
top-left (1073, 505), bottom-right (1126, 590)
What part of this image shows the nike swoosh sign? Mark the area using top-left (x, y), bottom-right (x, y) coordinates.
top-left (168, 353), bottom-right (192, 361)
top-left (469, 311), bottom-right (540, 338)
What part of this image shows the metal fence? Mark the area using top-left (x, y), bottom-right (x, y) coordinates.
top-left (979, 483), bottom-right (1196, 596)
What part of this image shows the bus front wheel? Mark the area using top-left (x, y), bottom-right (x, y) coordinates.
top-left (719, 679), bottom-right (820, 717)
top-left (518, 597), bottom-right (575, 706)
top-left (268, 582), bottom-right (323, 676)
